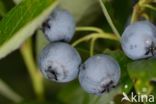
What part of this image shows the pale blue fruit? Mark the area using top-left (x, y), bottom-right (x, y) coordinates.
top-left (121, 21), bottom-right (156, 60)
top-left (42, 8), bottom-right (75, 42)
top-left (38, 42), bottom-right (81, 82)
top-left (79, 54), bottom-right (121, 95)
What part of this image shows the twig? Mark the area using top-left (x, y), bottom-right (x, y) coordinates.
top-left (0, 79), bottom-right (23, 103)
top-left (20, 39), bottom-right (44, 101)
top-left (76, 26), bottom-right (104, 33)
top-left (99, 0), bottom-right (121, 40)
top-left (72, 33), bottom-right (118, 47)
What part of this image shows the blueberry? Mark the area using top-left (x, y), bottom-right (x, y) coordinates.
top-left (42, 8), bottom-right (76, 42)
top-left (79, 54), bottom-right (121, 95)
top-left (38, 42), bottom-right (81, 82)
top-left (121, 21), bottom-right (156, 60)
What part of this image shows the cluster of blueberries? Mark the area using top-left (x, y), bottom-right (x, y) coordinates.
top-left (38, 7), bottom-right (156, 95)
top-left (38, 8), bottom-right (121, 95)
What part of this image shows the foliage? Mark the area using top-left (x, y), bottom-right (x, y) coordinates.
top-left (0, 0), bottom-right (156, 104)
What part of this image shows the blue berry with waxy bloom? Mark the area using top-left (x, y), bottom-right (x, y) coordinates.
top-left (79, 54), bottom-right (121, 95)
top-left (42, 8), bottom-right (75, 42)
top-left (121, 21), bottom-right (156, 60)
top-left (38, 42), bottom-right (81, 83)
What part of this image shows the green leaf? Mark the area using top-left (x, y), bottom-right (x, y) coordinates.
top-left (127, 58), bottom-right (156, 94)
top-left (0, 0), bottom-right (58, 59)
top-left (58, 81), bottom-right (87, 104)
top-left (35, 30), bottom-right (48, 56)
top-left (58, 81), bottom-right (121, 104)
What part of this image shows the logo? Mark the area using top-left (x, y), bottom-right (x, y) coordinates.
top-left (121, 92), bottom-right (154, 103)
top-left (121, 92), bottom-right (131, 102)
top-left (121, 85), bottom-right (155, 103)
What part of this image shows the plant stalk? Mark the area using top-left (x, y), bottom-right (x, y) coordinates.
top-left (20, 39), bottom-right (44, 101)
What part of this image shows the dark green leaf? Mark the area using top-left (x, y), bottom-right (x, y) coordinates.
top-left (0, 0), bottom-right (58, 59)
top-left (127, 58), bottom-right (156, 94)
top-left (58, 81), bottom-right (121, 104)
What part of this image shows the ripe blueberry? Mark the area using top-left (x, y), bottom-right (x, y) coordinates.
top-left (38, 42), bottom-right (81, 82)
top-left (121, 21), bottom-right (156, 60)
top-left (42, 8), bottom-right (76, 42)
top-left (79, 54), bottom-right (121, 95)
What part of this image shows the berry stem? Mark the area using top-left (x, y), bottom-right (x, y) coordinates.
top-left (142, 13), bottom-right (150, 20)
top-left (72, 34), bottom-right (93, 47)
top-left (131, 0), bottom-right (153, 24)
top-left (72, 33), bottom-right (118, 47)
top-left (142, 4), bottom-right (156, 12)
top-left (90, 38), bottom-right (97, 56)
top-left (131, 4), bottom-right (139, 24)
top-left (20, 39), bottom-right (44, 101)
top-left (99, 0), bottom-right (121, 40)
top-left (0, 79), bottom-right (23, 103)
top-left (76, 26), bottom-right (104, 33)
